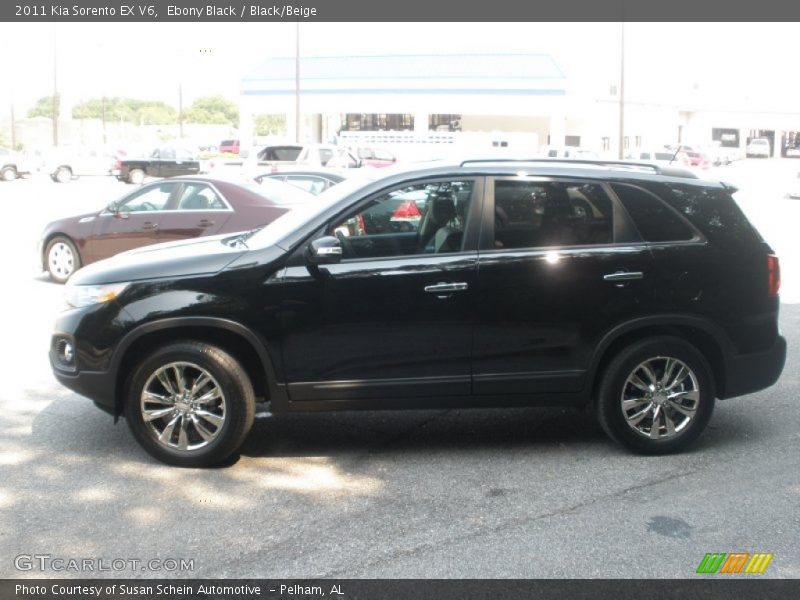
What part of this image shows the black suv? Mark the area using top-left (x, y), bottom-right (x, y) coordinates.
top-left (50, 159), bottom-right (786, 466)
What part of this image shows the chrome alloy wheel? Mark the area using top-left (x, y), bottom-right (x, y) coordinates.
top-left (48, 242), bottom-right (75, 279)
top-left (620, 356), bottom-right (699, 440)
top-left (140, 362), bottom-right (227, 452)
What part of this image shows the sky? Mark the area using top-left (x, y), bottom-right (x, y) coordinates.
top-left (0, 22), bottom-right (796, 116)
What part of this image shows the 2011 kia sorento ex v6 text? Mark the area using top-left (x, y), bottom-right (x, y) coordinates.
top-left (50, 159), bottom-right (787, 467)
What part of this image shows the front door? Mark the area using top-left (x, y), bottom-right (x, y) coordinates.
top-left (157, 181), bottom-right (232, 243)
top-left (279, 178), bottom-right (483, 403)
top-left (87, 181), bottom-right (178, 261)
top-left (473, 177), bottom-right (654, 396)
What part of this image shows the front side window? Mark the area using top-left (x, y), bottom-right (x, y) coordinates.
top-left (331, 180), bottom-right (474, 259)
top-left (118, 183), bottom-right (175, 212)
top-left (493, 180), bottom-right (614, 249)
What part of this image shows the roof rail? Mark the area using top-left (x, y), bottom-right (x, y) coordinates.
top-left (457, 157), bottom-right (695, 177)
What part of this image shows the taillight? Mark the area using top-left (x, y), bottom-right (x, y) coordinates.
top-left (768, 254), bottom-right (781, 296)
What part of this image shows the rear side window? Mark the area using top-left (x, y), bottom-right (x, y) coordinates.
top-left (611, 183), bottom-right (695, 242)
top-left (493, 180), bottom-right (613, 249)
top-left (657, 183), bottom-right (760, 248)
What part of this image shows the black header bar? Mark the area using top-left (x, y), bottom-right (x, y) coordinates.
top-left (4, 0), bottom-right (800, 22)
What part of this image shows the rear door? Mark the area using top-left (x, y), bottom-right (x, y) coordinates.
top-left (156, 181), bottom-right (232, 243)
top-left (472, 176), bottom-right (655, 396)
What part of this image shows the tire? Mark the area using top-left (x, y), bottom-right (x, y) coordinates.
top-left (1, 166), bottom-right (17, 182)
top-left (127, 168), bottom-right (145, 184)
top-left (124, 341), bottom-right (256, 467)
top-left (595, 336), bottom-right (715, 455)
top-left (45, 236), bottom-right (81, 283)
top-left (54, 166), bottom-right (72, 183)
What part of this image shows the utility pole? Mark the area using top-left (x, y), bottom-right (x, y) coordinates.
top-left (10, 101), bottom-right (16, 149)
top-left (53, 25), bottom-right (59, 146)
top-left (294, 20), bottom-right (300, 143)
top-left (617, 21), bottom-right (625, 159)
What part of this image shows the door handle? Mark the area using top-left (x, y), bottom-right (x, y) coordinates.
top-left (603, 271), bottom-right (643, 287)
top-left (198, 219), bottom-right (215, 228)
top-left (141, 222), bottom-right (158, 230)
top-left (424, 282), bottom-right (469, 295)
top-left (603, 271), bottom-right (643, 281)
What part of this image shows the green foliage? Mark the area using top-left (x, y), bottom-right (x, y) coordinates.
top-left (254, 114), bottom-right (287, 136)
top-left (27, 95), bottom-right (60, 119)
top-left (72, 97), bottom-right (177, 124)
top-left (183, 95), bottom-right (239, 126)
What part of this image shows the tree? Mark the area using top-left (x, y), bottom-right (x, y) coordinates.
top-left (254, 114), bottom-right (287, 136)
top-left (72, 97), bottom-right (177, 125)
top-left (184, 95), bottom-right (239, 126)
top-left (28, 95), bottom-right (59, 119)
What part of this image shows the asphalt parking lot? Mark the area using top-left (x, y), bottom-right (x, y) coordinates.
top-left (0, 161), bottom-right (798, 579)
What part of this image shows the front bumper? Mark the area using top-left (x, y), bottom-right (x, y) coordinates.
top-left (722, 335), bottom-right (787, 399)
top-left (50, 354), bottom-right (117, 415)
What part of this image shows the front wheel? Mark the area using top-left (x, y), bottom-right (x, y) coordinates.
top-left (125, 342), bottom-right (256, 467)
top-left (45, 236), bottom-right (81, 283)
top-left (595, 336), bottom-right (715, 454)
top-left (1, 166), bottom-right (17, 182)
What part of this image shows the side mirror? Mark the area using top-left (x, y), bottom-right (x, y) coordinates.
top-left (306, 236), bottom-right (342, 264)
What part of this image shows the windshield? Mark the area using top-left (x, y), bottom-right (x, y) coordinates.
top-left (246, 173), bottom-right (379, 249)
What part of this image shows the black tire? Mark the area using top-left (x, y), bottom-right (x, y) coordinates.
top-left (54, 166), bottom-right (72, 183)
top-left (44, 236), bottom-right (81, 283)
top-left (595, 336), bottom-right (715, 455)
top-left (1, 166), bottom-right (17, 182)
top-left (124, 341), bottom-right (256, 467)
top-left (128, 168), bottom-right (145, 184)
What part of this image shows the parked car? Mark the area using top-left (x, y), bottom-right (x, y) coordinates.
top-left (219, 139), bottom-right (240, 154)
top-left (45, 147), bottom-right (121, 183)
top-left (49, 159), bottom-right (786, 466)
top-left (352, 147), bottom-right (397, 168)
top-left (626, 149), bottom-right (691, 167)
top-left (118, 148), bottom-right (203, 184)
top-left (255, 145), bottom-right (303, 164)
top-left (39, 177), bottom-right (311, 283)
top-left (746, 138), bottom-right (771, 158)
top-left (295, 144), bottom-right (362, 168)
top-left (255, 168), bottom-right (347, 195)
top-left (0, 146), bottom-right (35, 181)
top-left (542, 146), bottom-right (599, 159)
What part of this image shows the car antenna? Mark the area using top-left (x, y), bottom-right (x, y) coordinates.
top-left (669, 145), bottom-right (681, 165)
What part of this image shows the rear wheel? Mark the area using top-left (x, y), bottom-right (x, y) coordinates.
top-left (125, 342), bottom-right (256, 467)
top-left (128, 168), bottom-right (145, 184)
top-left (45, 236), bottom-right (81, 283)
top-left (54, 166), bottom-right (72, 183)
top-left (1, 166), bottom-right (17, 182)
top-left (596, 336), bottom-right (715, 454)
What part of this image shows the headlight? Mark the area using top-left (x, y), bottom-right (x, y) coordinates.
top-left (65, 282), bottom-right (130, 308)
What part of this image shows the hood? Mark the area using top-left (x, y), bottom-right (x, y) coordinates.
top-left (69, 232), bottom-right (247, 285)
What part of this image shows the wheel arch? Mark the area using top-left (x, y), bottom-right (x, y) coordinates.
top-left (111, 317), bottom-right (286, 420)
top-left (588, 315), bottom-right (733, 403)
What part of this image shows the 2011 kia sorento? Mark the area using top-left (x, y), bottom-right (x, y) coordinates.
top-left (49, 159), bottom-right (786, 467)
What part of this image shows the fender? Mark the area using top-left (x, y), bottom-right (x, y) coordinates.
top-left (110, 316), bottom-right (288, 415)
top-left (586, 313), bottom-right (734, 391)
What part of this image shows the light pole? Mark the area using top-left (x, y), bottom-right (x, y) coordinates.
top-left (617, 21), bottom-right (625, 159)
top-left (294, 20), bottom-right (300, 143)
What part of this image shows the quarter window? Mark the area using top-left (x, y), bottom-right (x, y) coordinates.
top-left (611, 184), bottom-right (694, 242)
top-left (493, 180), bottom-right (614, 249)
